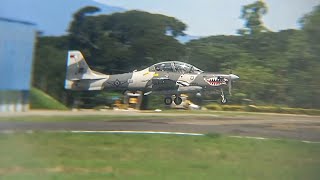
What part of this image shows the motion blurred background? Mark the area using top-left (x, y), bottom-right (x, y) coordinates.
top-left (0, 0), bottom-right (319, 112)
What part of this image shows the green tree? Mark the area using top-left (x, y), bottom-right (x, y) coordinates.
top-left (238, 0), bottom-right (269, 35)
top-left (69, 6), bottom-right (101, 35)
top-left (34, 7), bottom-right (187, 107)
top-left (301, 5), bottom-right (320, 56)
top-left (234, 65), bottom-right (276, 103)
top-left (294, 5), bottom-right (320, 108)
top-left (186, 36), bottom-right (255, 72)
top-left (32, 5), bottom-right (320, 109)
top-left (68, 9), bottom-right (187, 74)
top-left (33, 36), bottom-right (69, 103)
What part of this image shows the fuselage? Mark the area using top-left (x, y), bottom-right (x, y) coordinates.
top-left (65, 51), bottom-right (239, 104)
top-left (69, 68), bottom-right (231, 94)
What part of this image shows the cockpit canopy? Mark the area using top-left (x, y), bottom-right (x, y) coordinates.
top-left (149, 61), bottom-right (203, 74)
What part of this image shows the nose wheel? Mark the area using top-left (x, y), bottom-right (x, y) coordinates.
top-left (220, 89), bottom-right (227, 104)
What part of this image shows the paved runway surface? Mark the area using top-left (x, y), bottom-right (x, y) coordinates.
top-left (0, 111), bottom-right (319, 141)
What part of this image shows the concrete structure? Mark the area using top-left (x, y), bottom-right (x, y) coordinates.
top-left (0, 18), bottom-right (36, 112)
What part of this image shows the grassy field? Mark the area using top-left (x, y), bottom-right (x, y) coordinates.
top-left (0, 132), bottom-right (319, 180)
top-left (2, 109), bottom-right (317, 122)
top-left (0, 115), bottom-right (159, 122)
top-left (29, 88), bottom-right (68, 110)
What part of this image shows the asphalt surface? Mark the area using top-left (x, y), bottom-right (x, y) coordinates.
top-left (0, 111), bottom-right (319, 141)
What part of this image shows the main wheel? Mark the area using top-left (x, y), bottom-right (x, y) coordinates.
top-left (164, 97), bottom-right (173, 105)
top-left (221, 98), bottom-right (227, 104)
top-left (174, 97), bottom-right (183, 105)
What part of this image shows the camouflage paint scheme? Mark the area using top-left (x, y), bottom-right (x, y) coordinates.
top-left (65, 51), bottom-right (239, 104)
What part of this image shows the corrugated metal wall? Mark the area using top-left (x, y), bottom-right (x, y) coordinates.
top-left (0, 91), bottom-right (29, 112)
top-left (0, 18), bottom-right (36, 112)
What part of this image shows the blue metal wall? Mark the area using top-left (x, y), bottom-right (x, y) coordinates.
top-left (0, 18), bottom-right (36, 90)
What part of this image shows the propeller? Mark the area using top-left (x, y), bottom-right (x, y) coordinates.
top-left (227, 73), bottom-right (239, 96)
top-left (228, 76), bottom-right (232, 96)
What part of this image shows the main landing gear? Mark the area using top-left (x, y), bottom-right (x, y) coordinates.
top-left (164, 97), bottom-right (172, 105)
top-left (164, 95), bottom-right (182, 105)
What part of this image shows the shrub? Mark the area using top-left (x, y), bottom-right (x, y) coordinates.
top-left (205, 103), bottom-right (223, 111)
top-left (220, 105), bottom-right (244, 111)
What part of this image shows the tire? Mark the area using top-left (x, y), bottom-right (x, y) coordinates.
top-left (164, 97), bottom-right (173, 105)
top-left (174, 97), bottom-right (183, 105)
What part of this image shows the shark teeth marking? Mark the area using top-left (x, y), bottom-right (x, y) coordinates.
top-left (204, 77), bottom-right (226, 86)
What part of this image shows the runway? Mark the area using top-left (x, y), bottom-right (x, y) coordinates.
top-left (0, 111), bottom-right (319, 141)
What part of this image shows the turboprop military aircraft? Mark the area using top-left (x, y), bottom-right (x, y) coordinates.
top-left (65, 50), bottom-right (239, 105)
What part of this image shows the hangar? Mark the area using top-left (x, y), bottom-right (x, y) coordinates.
top-left (0, 18), bottom-right (36, 112)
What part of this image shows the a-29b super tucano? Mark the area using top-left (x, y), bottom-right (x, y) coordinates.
top-left (65, 50), bottom-right (239, 105)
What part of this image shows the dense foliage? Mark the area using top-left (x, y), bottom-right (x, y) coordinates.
top-left (238, 0), bottom-right (269, 35)
top-left (33, 2), bottom-right (320, 109)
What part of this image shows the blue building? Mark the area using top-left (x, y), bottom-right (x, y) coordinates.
top-left (0, 18), bottom-right (36, 112)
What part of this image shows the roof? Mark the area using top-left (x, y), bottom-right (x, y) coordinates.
top-left (0, 17), bottom-right (36, 26)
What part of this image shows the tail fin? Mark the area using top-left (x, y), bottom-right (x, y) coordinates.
top-left (65, 50), bottom-right (107, 89)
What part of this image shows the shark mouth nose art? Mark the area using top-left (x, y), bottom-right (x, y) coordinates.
top-left (204, 77), bottom-right (227, 86)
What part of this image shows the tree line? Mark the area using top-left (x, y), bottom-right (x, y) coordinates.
top-left (33, 1), bottom-right (320, 109)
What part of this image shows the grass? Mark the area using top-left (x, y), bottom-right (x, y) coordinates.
top-left (0, 132), bottom-right (319, 180)
top-left (205, 103), bottom-right (320, 116)
top-left (0, 115), bottom-right (160, 122)
top-left (30, 88), bottom-right (68, 110)
top-left (0, 110), bottom-right (250, 122)
top-left (0, 109), bottom-right (317, 122)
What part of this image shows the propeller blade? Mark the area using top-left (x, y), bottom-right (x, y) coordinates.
top-left (225, 73), bottom-right (238, 96)
top-left (228, 75), bottom-right (232, 96)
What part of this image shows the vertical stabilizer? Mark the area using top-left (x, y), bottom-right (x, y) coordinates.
top-left (66, 51), bottom-right (94, 80)
top-left (65, 50), bottom-right (108, 90)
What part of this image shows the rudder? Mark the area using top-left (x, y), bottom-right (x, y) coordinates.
top-left (65, 50), bottom-right (108, 90)
top-left (66, 51), bottom-right (94, 80)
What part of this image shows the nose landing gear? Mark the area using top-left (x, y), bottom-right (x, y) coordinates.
top-left (220, 88), bottom-right (227, 104)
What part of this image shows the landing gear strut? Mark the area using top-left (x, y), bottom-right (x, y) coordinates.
top-left (220, 89), bottom-right (227, 104)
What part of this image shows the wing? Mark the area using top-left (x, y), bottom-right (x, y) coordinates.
top-left (150, 77), bottom-right (178, 91)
